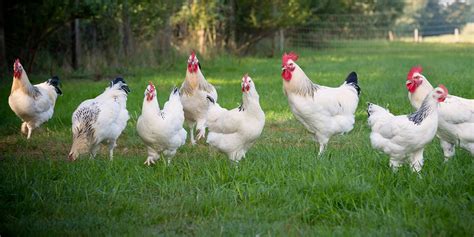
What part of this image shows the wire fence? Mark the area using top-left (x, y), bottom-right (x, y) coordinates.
top-left (284, 13), bottom-right (474, 50)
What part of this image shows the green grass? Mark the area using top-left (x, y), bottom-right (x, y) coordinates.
top-left (0, 42), bottom-right (473, 236)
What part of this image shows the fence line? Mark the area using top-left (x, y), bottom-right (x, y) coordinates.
top-left (283, 13), bottom-right (473, 50)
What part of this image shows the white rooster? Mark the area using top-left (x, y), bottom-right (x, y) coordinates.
top-left (367, 85), bottom-right (448, 172)
top-left (68, 77), bottom-right (130, 161)
top-left (205, 74), bottom-right (265, 162)
top-left (406, 66), bottom-right (474, 160)
top-left (280, 52), bottom-right (360, 155)
top-left (8, 59), bottom-right (62, 139)
top-left (180, 52), bottom-right (218, 145)
top-left (136, 83), bottom-right (187, 165)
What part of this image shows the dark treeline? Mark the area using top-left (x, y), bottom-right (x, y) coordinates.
top-left (0, 0), bottom-right (470, 76)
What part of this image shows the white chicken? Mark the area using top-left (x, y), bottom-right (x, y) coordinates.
top-left (367, 85), bottom-right (448, 172)
top-left (68, 77), bottom-right (130, 161)
top-left (280, 52), bottom-right (360, 155)
top-left (406, 66), bottom-right (474, 160)
top-left (180, 52), bottom-right (218, 145)
top-left (8, 59), bottom-right (62, 139)
top-left (136, 83), bottom-right (187, 165)
top-left (205, 74), bottom-right (265, 162)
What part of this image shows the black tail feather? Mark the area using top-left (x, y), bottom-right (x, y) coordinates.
top-left (206, 95), bottom-right (215, 104)
top-left (47, 76), bottom-right (62, 95)
top-left (366, 102), bottom-right (373, 117)
top-left (172, 87), bottom-right (179, 95)
top-left (345, 71), bottom-right (360, 95)
top-left (111, 77), bottom-right (130, 94)
top-left (112, 77), bottom-right (126, 85)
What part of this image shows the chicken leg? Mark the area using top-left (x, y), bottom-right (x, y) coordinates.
top-left (188, 121), bottom-right (196, 145)
top-left (144, 146), bottom-right (159, 166)
top-left (410, 148), bottom-right (424, 173)
top-left (90, 144), bottom-right (100, 159)
top-left (389, 156), bottom-right (404, 172)
top-left (21, 122), bottom-right (28, 135)
top-left (195, 119), bottom-right (206, 141)
top-left (163, 149), bottom-right (176, 165)
top-left (315, 135), bottom-right (328, 156)
top-left (108, 140), bottom-right (117, 160)
top-left (26, 123), bottom-right (33, 139)
top-left (440, 139), bottom-right (455, 161)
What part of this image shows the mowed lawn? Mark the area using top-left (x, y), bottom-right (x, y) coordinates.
top-left (0, 42), bottom-right (473, 236)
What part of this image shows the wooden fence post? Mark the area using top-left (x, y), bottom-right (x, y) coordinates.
top-left (279, 29), bottom-right (284, 52)
top-left (414, 28), bottom-right (419, 43)
top-left (454, 28), bottom-right (460, 43)
top-left (388, 31), bottom-right (394, 41)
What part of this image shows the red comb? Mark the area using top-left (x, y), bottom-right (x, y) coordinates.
top-left (190, 51), bottom-right (196, 59)
top-left (13, 59), bottom-right (22, 78)
top-left (282, 52), bottom-right (298, 65)
top-left (407, 66), bottom-right (422, 80)
top-left (243, 73), bottom-right (249, 82)
top-left (438, 84), bottom-right (448, 95)
top-left (242, 73), bottom-right (250, 92)
top-left (14, 58), bottom-right (21, 68)
top-left (148, 81), bottom-right (155, 91)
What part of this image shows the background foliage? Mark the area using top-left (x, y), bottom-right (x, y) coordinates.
top-left (0, 0), bottom-right (471, 76)
top-left (0, 42), bottom-right (473, 235)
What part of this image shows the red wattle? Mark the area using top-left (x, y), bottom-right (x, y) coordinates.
top-left (146, 94), bottom-right (154, 101)
top-left (13, 71), bottom-right (22, 79)
top-left (282, 70), bottom-right (292, 81)
top-left (242, 85), bottom-right (250, 92)
top-left (406, 79), bottom-right (422, 93)
top-left (188, 64), bottom-right (198, 73)
top-left (406, 82), bottom-right (416, 93)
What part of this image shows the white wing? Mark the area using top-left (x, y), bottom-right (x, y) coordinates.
top-left (206, 103), bottom-right (243, 134)
top-left (368, 103), bottom-right (438, 156)
top-left (33, 82), bottom-right (58, 115)
top-left (162, 89), bottom-right (186, 132)
top-left (438, 95), bottom-right (474, 144)
top-left (439, 95), bottom-right (474, 124)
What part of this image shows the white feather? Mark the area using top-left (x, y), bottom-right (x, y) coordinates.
top-left (206, 76), bottom-right (265, 162)
top-left (368, 87), bottom-right (446, 172)
top-left (8, 67), bottom-right (60, 139)
top-left (408, 74), bottom-right (474, 158)
top-left (179, 57), bottom-right (218, 144)
top-left (69, 81), bottom-right (129, 160)
top-left (282, 60), bottom-right (359, 155)
top-left (137, 86), bottom-right (187, 165)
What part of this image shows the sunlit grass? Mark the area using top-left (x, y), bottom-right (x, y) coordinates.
top-left (0, 42), bottom-right (473, 235)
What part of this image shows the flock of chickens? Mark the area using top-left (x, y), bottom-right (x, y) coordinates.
top-left (8, 52), bottom-right (474, 172)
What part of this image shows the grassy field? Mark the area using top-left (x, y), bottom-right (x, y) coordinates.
top-left (0, 42), bottom-right (473, 236)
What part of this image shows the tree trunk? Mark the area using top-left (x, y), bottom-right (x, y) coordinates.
top-left (271, 3), bottom-right (277, 57)
top-left (227, 0), bottom-right (236, 51)
top-left (122, 0), bottom-right (133, 58)
top-left (197, 29), bottom-right (206, 55)
top-left (71, 18), bottom-right (80, 70)
top-left (0, 0), bottom-right (6, 77)
top-left (92, 20), bottom-right (97, 52)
